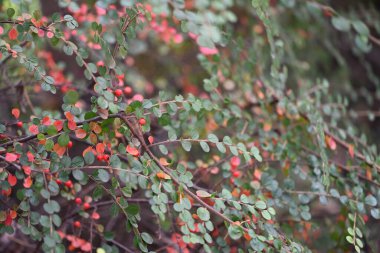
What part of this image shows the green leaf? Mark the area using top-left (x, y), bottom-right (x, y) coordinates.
top-left (181, 140), bottom-right (192, 151)
top-left (7, 8), bottom-right (15, 18)
top-left (141, 232), bottom-right (153, 244)
top-left (261, 210), bottom-right (271, 220)
top-left (84, 152), bottom-right (95, 165)
top-left (346, 235), bottom-right (354, 244)
top-left (352, 20), bottom-right (369, 36)
top-left (200, 141), bottom-right (210, 152)
top-left (58, 133), bottom-right (70, 146)
top-left (168, 129), bottom-right (177, 141)
top-left (98, 169), bottom-right (110, 182)
top-left (228, 225), bottom-right (243, 240)
top-left (207, 134), bottom-right (218, 143)
top-left (255, 200), bottom-right (267, 210)
top-left (332, 17), bottom-right (351, 32)
top-left (63, 90), bottom-right (79, 104)
top-left (196, 190), bottom-right (211, 198)
top-left (216, 142), bottom-right (226, 153)
top-left (125, 204), bottom-right (139, 216)
top-left (250, 146), bottom-right (262, 162)
top-left (365, 194), bottom-right (377, 207)
top-left (197, 207), bottom-right (210, 221)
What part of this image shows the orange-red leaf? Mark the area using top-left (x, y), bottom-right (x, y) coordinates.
top-left (64, 111), bottom-right (74, 121)
top-left (148, 136), bottom-right (154, 144)
top-left (42, 116), bottom-right (51, 126)
top-left (96, 143), bottom-right (105, 154)
top-left (89, 122), bottom-right (102, 134)
top-left (156, 171), bottom-right (171, 180)
top-left (53, 120), bottom-right (63, 131)
top-left (23, 176), bottom-right (32, 188)
top-left (126, 145), bottom-right (139, 157)
top-left (159, 157), bottom-right (170, 166)
top-left (75, 128), bottom-right (87, 139)
top-left (29, 124), bottom-right (39, 134)
top-left (7, 173), bottom-right (17, 186)
top-left (53, 143), bottom-right (66, 157)
top-left (68, 120), bottom-right (77, 130)
top-left (11, 108), bottom-right (20, 119)
top-left (8, 28), bottom-right (18, 40)
top-left (5, 153), bottom-right (17, 162)
top-left (348, 144), bottom-right (354, 158)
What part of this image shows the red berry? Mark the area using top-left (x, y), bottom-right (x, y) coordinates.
top-left (73, 221), bottom-right (81, 228)
top-left (139, 118), bottom-right (146, 126)
top-left (230, 156), bottom-right (241, 169)
top-left (232, 170), bottom-right (240, 178)
top-left (68, 141), bottom-right (73, 148)
top-left (75, 197), bottom-right (82, 205)
top-left (103, 154), bottom-right (109, 161)
top-left (83, 203), bottom-right (91, 210)
top-left (96, 155), bottom-right (103, 161)
top-left (56, 179), bottom-right (62, 185)
top-left (114, 89), bottom-right (123, 97)
top-left (16, 121), bottom-right (23, 127)
top-left (65, 180), bottom-right (73, 188)
top-left (124, 86), bottom-right (132, 95)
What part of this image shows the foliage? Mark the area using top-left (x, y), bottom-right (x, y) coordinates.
top-left (0, 0), bottom-right (380, 252)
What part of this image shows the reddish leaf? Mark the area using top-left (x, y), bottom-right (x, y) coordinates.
top-left (23, 176), bottom-right (32, 188)
top-left (68, 120), bottom-right (77, 130)
top-left (11, 108), bottom-right (20, 119)
top-left (156, 171), bottom-right (171, 180)
top-left (348, 144), bottom-right (354, 158)
top-left (7, 173), bottom-right (17, 186)
top-left (53, 143), bottom-right (66, 157)
top-left (126, 145), bottom-right (139, 157)
top-left (81, 242), bottom-right (92, 252)
top-left (89, 122), bottom-right (102, 134)
top-left (5, 153), bottom-right (17, 162)
top-left (53, 120), bottom-right (63, 131)
top-left (75, 128), bottom-right (87, 139)
top-left (159, 157), bottom-right (170, 166)
top-left (96, 143), bottom-right (105, 154)
top-left (9, 210), bottom-right (17, 219)
top-left (82, 147), bottom-right (94, 157)
top-left (29, 124), bottom-right (39, 134)
top-left (8, 28), bottom-right (18, 40)
top-left (42, 116), bottom-right (51, 126)
top-left (22, 166), bottom-right (31, 175)
top-left (148, 136), bottom-right (154, 144)
top-left (26, 151), bottom-right (35, 162)
top-left (64, 111), bottom-right (74, 121)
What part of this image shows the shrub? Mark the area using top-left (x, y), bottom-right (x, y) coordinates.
top-left (0, 0), bottom-right (379, 252)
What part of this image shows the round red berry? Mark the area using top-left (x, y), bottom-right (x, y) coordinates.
top-left (139, 118), bottom-right (146, 126)
top-left (230, 156), bottom-right (241, 168)
top-left (16, 121), bottom-right (23, 127)
top-left (56, 179), bottom-right (62, 185)
top-left (74, 221), bottom-right (81, 228)
top-left (232, 170), bottom-right (240, 178)
top-left (83, 203), bottom-right (91, 210)
top-left (103, 154), bottom-right (109, 161)
top-left (68, 141), bottom-right (73, 148)
top-left (114, 89), bottom-right (123, 97)
top-left (124, 86), bottom-right (132, 95)
top-left (65, 180), bottom-right (73, 188)
top-left (97, 155), bottom-right (103, 161)
top-left (75, 197), bottom-right (82, 205)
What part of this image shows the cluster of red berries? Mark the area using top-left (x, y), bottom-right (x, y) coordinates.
top-left (96, 154), bottom-right (109, 162)
top-left (113, 86), bottom-right (133, 97)
top-left (230, 156), bottom-right (241, 178)
top-left (56, 179), bottom-right (74, 188)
